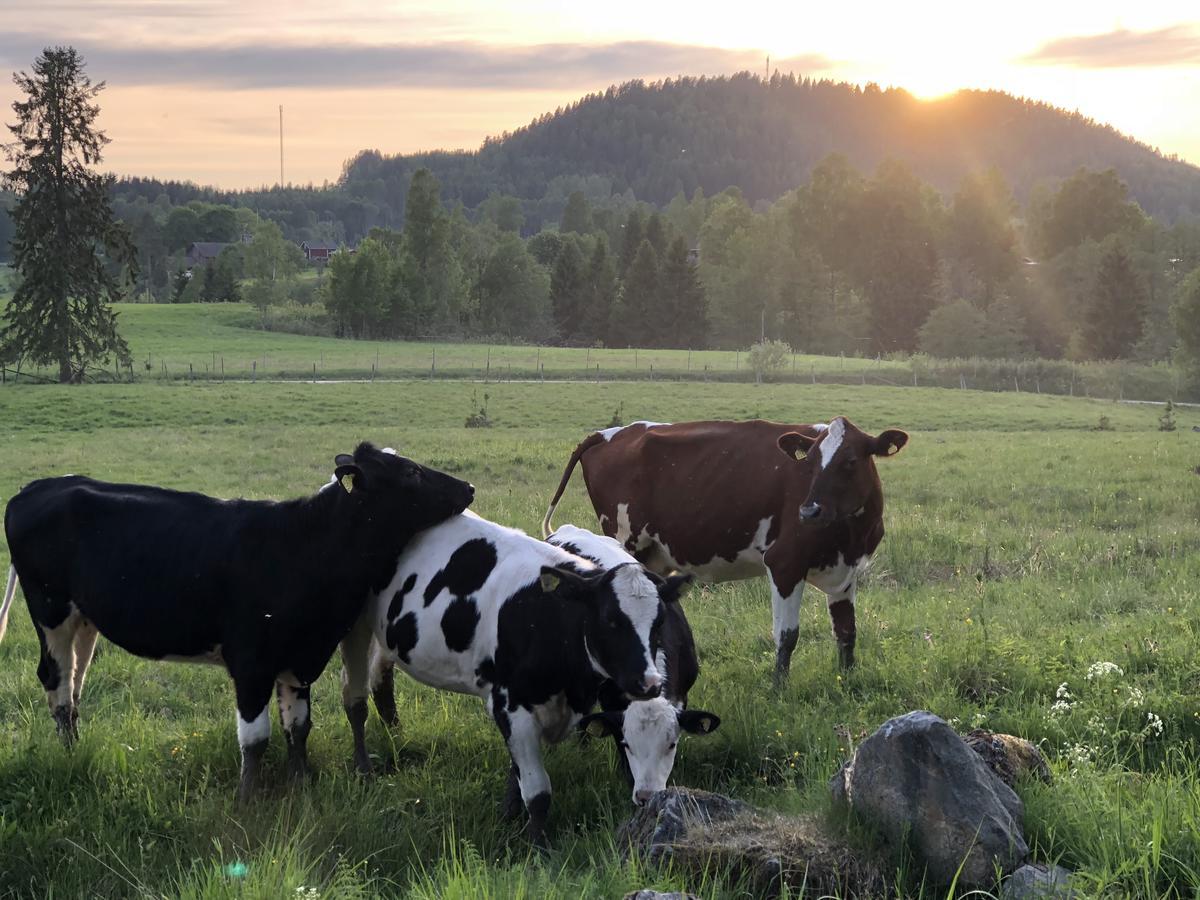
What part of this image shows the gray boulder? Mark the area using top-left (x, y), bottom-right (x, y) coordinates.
top-left (1001, 863), bottom-right (1077, 899)
top-left (830, 710), bottom-right (1028, 887)
top-left (618, 787), bottom-right (886, 898)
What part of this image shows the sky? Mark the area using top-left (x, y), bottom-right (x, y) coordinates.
top-left (0, 1), bottom-right (1197, 190)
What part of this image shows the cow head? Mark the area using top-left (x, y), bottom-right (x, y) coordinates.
top-left (777, 417), bottom-right (907, 526)
top-left (333, 442), bottom-right (475, 529)
top-left (539, 564), bottom-right (689, 700)
top-left (578, 700), bottom-right (720, 805)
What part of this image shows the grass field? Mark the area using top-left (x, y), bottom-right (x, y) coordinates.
top-left (1, 300), bottom-right (1187, 403)
top-left (1, 379), bottom-right (1200, 898)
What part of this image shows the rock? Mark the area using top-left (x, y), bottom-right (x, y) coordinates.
top-left (622, 893), bottom-right (701, 900)
top-left (1001, 863), bottom-right (1076, 899)
top-left (618, 787), bottom-right (886, 898)
top-left (830, 710), bottom-right (1028, 888)
top-left (964, 729), bottom-right (1052, 788)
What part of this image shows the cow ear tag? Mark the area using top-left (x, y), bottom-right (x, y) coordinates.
top-left (886, 443), bottom-right (899, 456)
top-left (539, 572), bottom-right (561, 593)
top-left (339, 474), bottom-right (354, 493)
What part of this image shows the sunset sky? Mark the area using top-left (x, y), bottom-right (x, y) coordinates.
top-left (1, 1), bottom-right (1197, 190)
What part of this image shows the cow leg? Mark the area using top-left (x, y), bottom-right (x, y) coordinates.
top-left (339, 612), bottom-right (374, 775)
top-left (35, 610), bottom-right (81, 744)
top-left (500, 762), bottom-right (523, 820)
top-left (234, 677), bottom-right (274, 803)
top-left (491, 695), bottom-right (551, 846)
top-left (768, 574), bottom-right (806, 686)
top-left (276, 681), bottom-right (313, 781)
top-left (371, 661), bottom-right (399, 728)
top-left (71, 621), bottom-right (100, 708)
top-left (826, 581), bottom-right (857, 670)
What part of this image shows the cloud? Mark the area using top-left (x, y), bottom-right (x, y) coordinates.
top-left (0, 34), bottom-right (835, 91)
top-left (1024, 24), bottom-right (1200, 68)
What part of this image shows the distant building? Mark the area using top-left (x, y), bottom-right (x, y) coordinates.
top-left (185, 242), bottom-right (231, 268)
top-left (301, 241), bottom-right (338, 263)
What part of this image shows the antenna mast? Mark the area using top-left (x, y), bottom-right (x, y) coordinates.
top-left (278, 105), bottom-right (284, 187)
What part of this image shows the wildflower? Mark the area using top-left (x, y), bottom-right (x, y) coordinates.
top-left (1146, 712), bottom-right (1164, 737)
top-left (970, 712), bottom-right (986, 728)
top-left (1047, 700), bottom-right (1072, 718)
top-left (1086, 661), bottom-right (1123, 681)
top-left (1124, 687), bottom-right (1145, 709)
top-left (1087, 715), bottom-right (1107, 735)
top-left (1056, 683), bottom-right (1072, 700)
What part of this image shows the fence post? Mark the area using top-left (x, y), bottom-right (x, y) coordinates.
top-left (221, 356), bottom-right (225, 382)
top-left (811, 363), bottom-right (816, 385)
top-left (595, 363), bottom-right (600, 383)
top-left (189, 363), bottom-right (194, 382)
top-left (540, 362), bottom-right (544, 383)
top-left (313, 362), bottom-right (317, 383)
top-left (650, 364), bottom-right (654, 382)
top-left (1013, 375), bottom-right (1019, 392)
top-left (688, 349), bottom-right (692, 372)
top-left (634, 349), bottom-right (638, 370)
top-left (736, 350), bottom-right (740, 371)
top-left (485, 347), bottom-right (491, 382)
top-left (252, 360), bottom-right (256, 383)
top-left (431, 348), bottom-right (436, 379)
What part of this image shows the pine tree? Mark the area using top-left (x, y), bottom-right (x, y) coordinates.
top-left (618, 210), bottom-right (644, 275)
top-left (560, 191), bottom-right (591, 234)
top-left (643, 212), bottom-right (669, 256)
top-left (550, 237), bottom-right (587, 340)
top-left (581, 235), bottom-right (616, 344)
top-left (612, 239), bottom-right (658, 345)
top-left (1084, 239), bottom-right (1146, 359)
top-left (657, 236), bottom-right (707, 348)
top-left (1, 47), bottom-right (136, 381)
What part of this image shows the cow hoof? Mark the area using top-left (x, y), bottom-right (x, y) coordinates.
top-left (838, 646), bottom-right (856, 669)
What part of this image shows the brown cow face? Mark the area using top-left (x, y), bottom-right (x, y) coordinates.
top-left (777, 417), bottom-right (907, 525)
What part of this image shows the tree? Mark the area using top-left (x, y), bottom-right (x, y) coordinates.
top-left (657, 236), bottom-right (707, 348)
top-left (918, 300), bottom-right (988, 358)
top-left (1033, 168), bottom-right (1146, 259)
top-left (618, 209), bottom-right (644, 275)
top-left (1170, 266), bottom-right (1200, 383)
top-left (402, 168), bottom-right (466, 331)
top-left (560, 191), bottom-right (591, 234)
top-left (550, 237), bottom-right (587, 340)
top-left (1083, 239), bottom-right (1147, 359)
top-left (476, 233), bottom-right (551, 339)
top-left (1, 47), bottom-right (136, 382)
top-left (611, 239), bottom-right (658, 345)
top-left (948, 169), bottom-right (1019, 301)
top-left (581, 235), bottom-right (616, 344)
top-left (479, 193), bottom-right (524, 234)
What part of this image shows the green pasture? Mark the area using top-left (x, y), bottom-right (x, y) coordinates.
top-left (1, 301), bottom-right (1186, 403)
top-left (1, 380), bottom-right (1199, 897)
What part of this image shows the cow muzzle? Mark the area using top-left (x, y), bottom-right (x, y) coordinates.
top-left (634, 788), bottom-right (656, 806)
top-left (799, 502), bottom-right (824, 522)
top-left (629, 671), bottom-right (662, 701)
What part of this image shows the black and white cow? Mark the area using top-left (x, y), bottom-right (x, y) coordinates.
top-left (0, 443), bottom-right (474, 801)
top-left (342, 510), bottom-right (686, 845)
top-left (546, 525), bottom-right (720, 805)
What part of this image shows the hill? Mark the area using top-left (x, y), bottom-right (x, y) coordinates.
top-left (101, 74), bottom-right (1200, 245)
top-left (340, 74), bottom-right (1200, 225)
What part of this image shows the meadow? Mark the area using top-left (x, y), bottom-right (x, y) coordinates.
top-left (0, 298), bottom-right (1187, 404)
top-left (1, 377), bottom-right (1199, 898)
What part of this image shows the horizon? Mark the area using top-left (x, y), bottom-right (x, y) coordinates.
top-left (1, 2), bottom-right (1198, 191)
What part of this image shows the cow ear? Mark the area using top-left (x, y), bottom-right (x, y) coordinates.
top-left (872, 429), bottom-right (909, 458)
top-left (659, 573), bottom-right (693, 604)
top-left (334, 464), bottom-right (362, 493)
top-left (577, 712), bottom-right (621, 739)
top-left (678, 710), bottom-right (721, 735)
top-left (335, 453), bottom-right (356, 467)
top-left (777, 432), bottom-right (816, 461)
top-left (539, 565), bottom-right (593, 597)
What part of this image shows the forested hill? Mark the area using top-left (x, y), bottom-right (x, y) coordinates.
top-left (341, 74), bottom-right (1200, 223)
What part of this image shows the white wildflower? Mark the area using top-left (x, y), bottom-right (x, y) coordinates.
top-left (1146, 712), bottom-right (1164, 737)
top-left (1124, 686), bottom-right (1145, 709)
top-left (1064, 743), bottom-right (1094, 774)
top-left (1047, 699), bottom-right (1073, 718)
top-left (295, 888), bottom-right (319, 900)
top-left (970, 711), bottom-right (987, 728)
top-left (1055, 682), bottom-right (1072, 700)
top-left (1086, 661), bottom-right (1123, 681)
top-left (1087, 715), bottom-right (1107, 735)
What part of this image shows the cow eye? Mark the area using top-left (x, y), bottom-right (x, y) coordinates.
top-left (667, 742), bottom-right (677, 750)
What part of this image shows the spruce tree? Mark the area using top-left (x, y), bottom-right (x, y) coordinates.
top-left (1, 47), bottom-right (136, 381)
top-left (1084, 239), bottom-right (1146, 359)
top-left (560, 191), bottom-right (591, 234)
top-left (581, 235), bottom-right (616, 345)
top-left (612, 239), bottom-right (658, 345)
top-left (618, 210), bottom-right (644, 275)
top-left (658, 236), bottom-right (707, 348)
top-left (549, 237), bottom-right (587, 340)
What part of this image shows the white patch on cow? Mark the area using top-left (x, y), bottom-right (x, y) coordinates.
top-left (237, 706), bottom-right (271, 747)
top-left (614, 503), bottom-right (634, 548)
top-left (812, 423), bottom-right (829, 432)
top-left (318, 474), bottom-right (339, 493)
top-left (547, 524), bottom-right (634, 570)
top-left (807, 553), bottom-right (868, 600)
top-left (277, 682), bottom-right (309, 732)
top-left (643, 517), bottom-right (773, 584)
top-left (598, 420), bottom-right (668, 442)
top-left (622, 696), bottom-right (682, 801)
top-left (610, 565), bottom-right (664, 689)
top-left (382, 447), bottom-right (397, 455)
top-left (163, 645), bottom-right (224, 666)
top-left (819, 417), bottom-right (846, 469)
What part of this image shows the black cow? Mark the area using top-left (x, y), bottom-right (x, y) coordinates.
top-left (1, 443), bottom-right (473, 800)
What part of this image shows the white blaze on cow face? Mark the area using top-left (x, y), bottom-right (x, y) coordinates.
top-left (819, 417), bottom-right (846, 469)
top-left (610, 565), bottom-right (665, 693)
top-left (621, 696), bottom-right (681, 802)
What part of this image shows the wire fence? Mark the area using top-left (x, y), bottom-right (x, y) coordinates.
top-left (1, 349), bottom-right (1192, 404)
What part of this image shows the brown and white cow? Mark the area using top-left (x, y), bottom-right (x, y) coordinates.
top-left (541, 418), bottom-right (908, 678)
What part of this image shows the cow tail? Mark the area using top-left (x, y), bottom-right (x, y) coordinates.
top-left (542, 432), bottom-right (607, 538)
top-left (0, 566), bottom-right (17, 644)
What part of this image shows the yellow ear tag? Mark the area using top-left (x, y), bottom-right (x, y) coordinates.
top-left (339, 474), bottom-right (354, 493)
top-left (887, 443), bottom-right (899, 456)
top-left (539, 572), bottom-right (561, 593)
